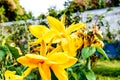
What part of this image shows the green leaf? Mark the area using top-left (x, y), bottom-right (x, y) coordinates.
top-left (72, 63), bottom-right (83, 68)
top-left (96, 47), bottom-right (109, 60)
top-left (0, 50), bottom-right (6, 61)
top-left (7, 45), bottom-right (19, 59)
top-left (95, 33), bottom-right (103, 40)
top-left (83, 69), bottom-right (96, 80)
top-left (81, 46), bottom-right (96, 59)
top-left (0, 45), bottom-right (9, 61)
top-left (67, 68), bottom-right (78, 80)
top-left (71, 71), bottom-right (78, 80)
top-left (0, 45), bottom-right (9, 53)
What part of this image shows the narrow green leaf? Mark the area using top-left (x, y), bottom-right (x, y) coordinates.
top-left (0, 50), bottom-right (6, 61)
top-left (71, 71), bottom-right (78, 80)
top-left (83, 69), bottom-right (96, 80)
top-left (96, 47), bottom-right (109, 60)
top-left (67, 68), bottom-right (78, 80)
top-left (87, 58), bottom-right (91, 70)
top-left (81, 46), bottom-right (96, 59)
top-left (95, 33), bottom-right (103, 40)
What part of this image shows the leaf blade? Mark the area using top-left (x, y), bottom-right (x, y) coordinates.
top-left (82, 69), bottom-right (96, 80)
top-left (81, 46), bottom-right (96, 59)
top-left (96, 47), bottom-right (109, 60)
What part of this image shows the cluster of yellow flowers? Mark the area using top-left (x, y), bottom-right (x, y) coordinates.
top-left (4, 14), bottom-right (103, 80)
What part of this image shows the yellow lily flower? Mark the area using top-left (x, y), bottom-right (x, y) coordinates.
top-left (47, 15), bottom-right (86, 37)
top-left (17, 53), bottom-right (77, 80)
top-left (29, 15), bottom-right (85, 56)
top-left (29, 15), bottom-right (86, 44)
top-left (4, 70), bottom-right (23, 80)
top-left (4, 68), bottom-right (34, 80)
top-left (17, 40), bottom-right (77, 80)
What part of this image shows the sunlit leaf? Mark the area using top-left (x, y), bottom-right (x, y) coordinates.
top-left (96, 47), bottom-right (109, 60)
top-left (81, 46), bottom-right (96, 59)
top-left (82, 69), bottom-right (96, 80)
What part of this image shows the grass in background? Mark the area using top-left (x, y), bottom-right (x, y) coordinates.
top-left (93, 60), bottom-right (120, 80)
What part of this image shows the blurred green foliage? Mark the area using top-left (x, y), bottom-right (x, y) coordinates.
top-left (0, 0), bottom-right (34, 23)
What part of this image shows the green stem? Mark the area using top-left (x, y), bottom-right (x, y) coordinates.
top-left (86, 57), bottom-right (91, 70)
top-left (1, 61), bottom-right (5, 80)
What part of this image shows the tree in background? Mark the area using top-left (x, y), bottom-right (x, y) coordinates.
top-left (44, 0), bottom-right (119, 26)
top-left (0, 0), bottom-right (34, 23)
top-left (0, 6), bottom-right (8, 22)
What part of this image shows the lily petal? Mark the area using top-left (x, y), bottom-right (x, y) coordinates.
top-left (40, 40), bottom-right (47, 56)
top-left (61, 38), bottom-right (77, 56)
top-left (29, 38), bottom-right (42, 45)
top-left (4, 70), bottom-right (16, 79)
top-left (30, 30), bottom-right (56, 44)
top-left (38, 63), bottom-right (51, 80)
top-left (61, 14), bottom-right (66, 25)
top-left (4, 70), bottom-right (23, 80)
top-left (22, 67), bottom-right (34, 78)
top-left (61, 57), bottom-right (77, 68)
top-left (43, 30), bottom-right (56, 43)
top-left (51, 65), bottom-right (68, 80)
top-left (47, 52), bottom-right (69, 64)
top-left (47, 16), bottom-right (65, 32)
top-left (71, 34), bottom-right (83, 50)
top-left (29, 25), bottom-right (49, 38)
top-left (46, 45), bottom-right (62, 57)
top-left (17, 54), bottom-right (47, 67)
top-left (66, 23), bottom-right (86, 35)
